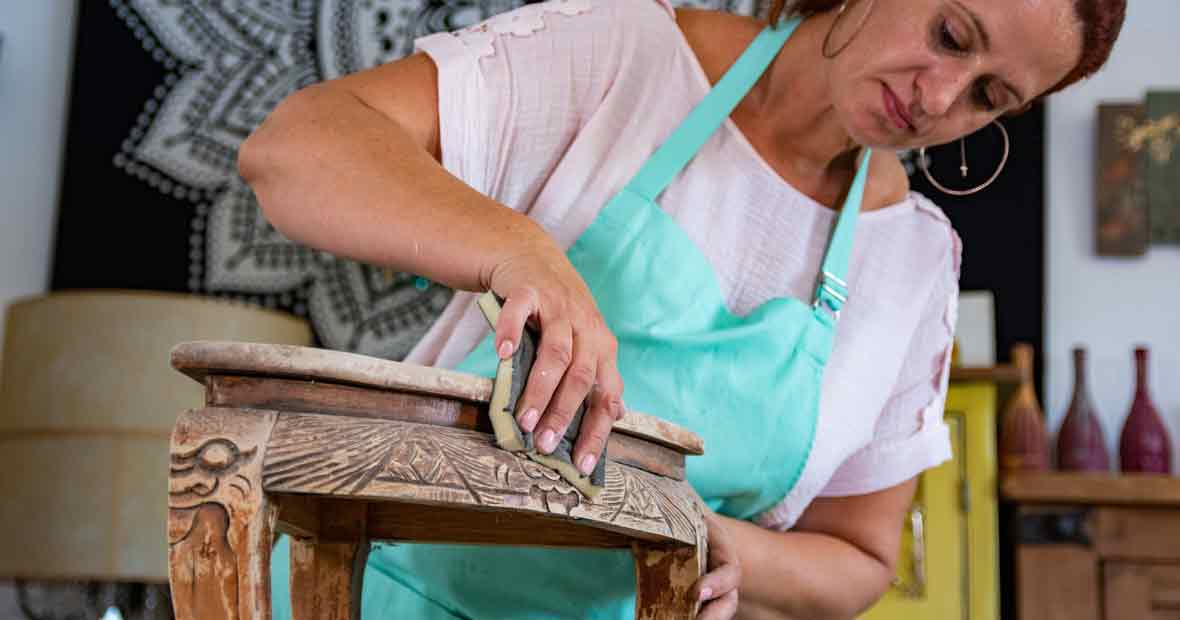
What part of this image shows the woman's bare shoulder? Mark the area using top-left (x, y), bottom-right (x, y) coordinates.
top-left (673, 8), bottom-right (765, 85)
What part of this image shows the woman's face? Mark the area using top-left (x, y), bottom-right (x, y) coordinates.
top-left (827, 0), bottom-right (1084, 150)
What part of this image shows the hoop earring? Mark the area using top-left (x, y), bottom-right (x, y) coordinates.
top-left (822, 0), bottom-right (876, 59)
top-left (919, 120), bottom-right (1010, 196)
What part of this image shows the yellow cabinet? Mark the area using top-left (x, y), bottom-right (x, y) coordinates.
top-left (861, 382), bottom-right (999, 620)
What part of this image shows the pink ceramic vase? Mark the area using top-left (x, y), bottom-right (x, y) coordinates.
top-left (1056, 347), bottom-right (1111, 472)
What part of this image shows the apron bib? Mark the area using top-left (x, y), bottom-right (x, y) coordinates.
top-left (272, 16), bottom-right (872, 619)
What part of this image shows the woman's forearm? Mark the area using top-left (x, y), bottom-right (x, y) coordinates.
top-left (721, 515), bottom-right (894, 620)
top-left (238, 82), bottom-right (548, 293)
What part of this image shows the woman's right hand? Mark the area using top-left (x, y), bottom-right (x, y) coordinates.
top-left (238, 54), bottom-right (622, 475)
top-left (485, 235), bottom-right (624, 478)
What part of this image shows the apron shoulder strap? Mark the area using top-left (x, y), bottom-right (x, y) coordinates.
top-left (813, 148), bottom-right (872, 321)
top-left (625, 18), bottom-right (802, 201)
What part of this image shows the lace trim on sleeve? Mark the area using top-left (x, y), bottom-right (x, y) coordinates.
top-left (453, 0), bottom-right (594, 58)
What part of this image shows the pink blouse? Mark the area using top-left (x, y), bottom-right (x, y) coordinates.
top-left (405, 0), bottom-right (959, 529)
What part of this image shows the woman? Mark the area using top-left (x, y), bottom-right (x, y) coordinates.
top-left (239, 0), bottom-right (1125, 617)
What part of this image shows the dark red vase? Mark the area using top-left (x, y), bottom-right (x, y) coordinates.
top-left (1056, 347), bottom-right (1111, 472)
top-left (1118, 347), bottom-right (1172, 474)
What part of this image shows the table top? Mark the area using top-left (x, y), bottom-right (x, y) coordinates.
top-left (172, 341), bottom-right (704, 455)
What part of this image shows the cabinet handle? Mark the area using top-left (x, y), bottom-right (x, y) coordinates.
top-left (912, 502), bottom-right (927, 594)
top-left (899, 502), bottom-right (928, 598)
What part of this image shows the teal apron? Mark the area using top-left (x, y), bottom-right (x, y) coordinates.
top-left (272, 16), bottom-right (871, 618)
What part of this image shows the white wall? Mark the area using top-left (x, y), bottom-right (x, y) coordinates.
top-left (1046, 2), bottom-right (1180, 472)
top-left (0, 2), bottom-right (78, 356)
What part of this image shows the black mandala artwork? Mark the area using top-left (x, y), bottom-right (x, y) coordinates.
top-left (51, 0), bottom-right (768, 360)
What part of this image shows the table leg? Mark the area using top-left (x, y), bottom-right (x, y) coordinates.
top-left (168, 407), bottom-right (278, 619)
top-left (633, 542), bottom-right (706, 620)
top-left (290, 500), bottom-right (369, 620)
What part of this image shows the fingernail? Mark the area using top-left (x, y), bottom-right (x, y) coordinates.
top-left (498, 340), bottom-right (514, 359)
top-left (518, 408), bottom-right (539, 432)
top-left (538, 429), bottom-right (557, 453)
top-left (699, 587), bottom-right (712, 601)
top-left (578, 453), bottom-right (597, 475)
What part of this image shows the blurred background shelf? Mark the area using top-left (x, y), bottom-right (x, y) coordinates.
top-left (1003, 471), bottom-right (1180, 506)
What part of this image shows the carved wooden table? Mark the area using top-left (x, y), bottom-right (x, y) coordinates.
top-left (167, 341), bottom-right (707, 619)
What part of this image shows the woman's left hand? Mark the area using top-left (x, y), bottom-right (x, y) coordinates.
top-left (693, 508), bottom-right (742, 619)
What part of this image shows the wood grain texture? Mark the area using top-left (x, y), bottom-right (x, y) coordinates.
top-left (615, 411), bottom-right (704, 456)
top-left (275, 494), bottom-right (320, 540)
top-left (173, 341), bottom-right (492, 402)
top-left (289, 501), bottom-right (368, 620)
top-left (207, 374), bottom-right (488, 432)
top-left (1002, 472), bottom-right (1180, 507)
top-left (363, 501), bottom-right (633, 548)
top-left (633, 543), bottom-right (705, 619)
top-left (609, 430), bottom-right (685, 480)
top-left (209, 374), bottom-right (684, 479)
top-left (261, 413), bottom-right (704, 547)
top-left (1093, 507), bottom-right (1180, 561)
top-left (1016, 545), bottom-right (1099, 620)
top-left (174, 340), bottom-right (704, 455)
top-left (168, 407), bottom-right (277, 620)
top-left (1104, 562), bottom-right (1180, 619)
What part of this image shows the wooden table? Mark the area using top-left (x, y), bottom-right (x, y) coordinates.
top-left (1002, 472), bottom-right (1180, 620)
top-left (166, 341), bottom-right (708, 619)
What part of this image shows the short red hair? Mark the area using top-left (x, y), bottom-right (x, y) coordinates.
top-left (768, 0), bottom-right (1127, 97)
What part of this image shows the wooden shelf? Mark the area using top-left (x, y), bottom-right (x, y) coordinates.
top-left (1001, 471), bottom-right (1180, 507)
top-left (950, 364), bottom-right (1022, 384)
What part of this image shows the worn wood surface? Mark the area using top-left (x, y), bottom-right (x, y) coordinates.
top-left (633, 543), bottom-right (705, 620)
top-left (609, 430), bottom-right (685, 480)
top-left (174, 340), bottom-right (704, 455)
top-left (1002, 472), bottom-right (1180, 507)
top-left (207, 374), bottom-right (488, 432)
top-left (364, 500), bottom-right (633, 548)
top-left (1104, 562), bottom-right (1180, 619)
top-left (173, 341), bottom-right (491, 403)
top-left (210, 374), bottom-right (684, 479)
top-left (261, 412), bottom-right (703, 547)
top-left (615, 410), bottom-right (704, 456)
top-left (168, 407), bottom-right (277, 620)
top-left (275, 493), bottom-right (320, 540)
top-left (171, 343), bottom-right (710, 617)
top-left (289, 501), bottom-right (369, 620)
top-left (1016, 545), bottom-right (1100, 620)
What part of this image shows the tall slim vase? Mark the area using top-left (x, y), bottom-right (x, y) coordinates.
top-left (1000, 343), bottom-right (1049, 472)
top-left (1119, 346), bottom-right (1172, 474)
top-left (1056, 347), bottom-right (1111, 472)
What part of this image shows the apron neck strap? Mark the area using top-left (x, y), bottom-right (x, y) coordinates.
top-left (624, 18), bottom-right (802, 201)
top-left (813, 148), bottom-right (872, 322)
top-left (619, 15), bottom-right (870, 323)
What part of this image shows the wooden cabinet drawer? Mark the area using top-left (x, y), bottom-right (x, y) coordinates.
top-left (1094, 508), bottom-right (1180, 561)
top-left (1104, 563), bottom-right (1180, 619)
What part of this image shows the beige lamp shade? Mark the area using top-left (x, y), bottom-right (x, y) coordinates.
top-left (0, 291), bottom-right (312, 582)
